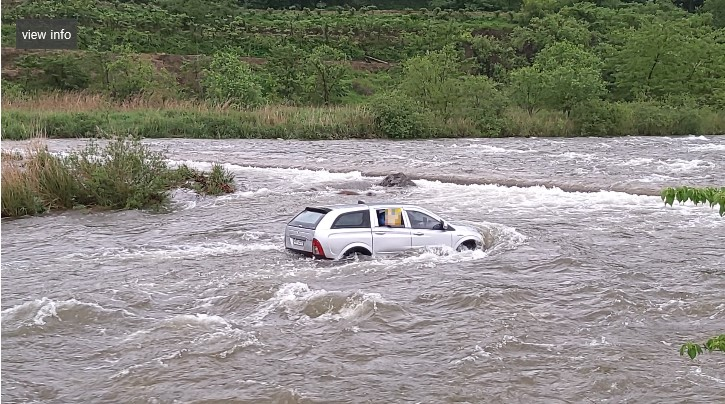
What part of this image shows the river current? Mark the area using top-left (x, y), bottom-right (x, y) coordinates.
top-left (2, 136), bottom-right (724, 403)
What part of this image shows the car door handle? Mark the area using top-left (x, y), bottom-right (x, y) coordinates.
top-left (374, 231), bottom-right (386, 235)
top-left (413, 232), bottom-right (424, 236)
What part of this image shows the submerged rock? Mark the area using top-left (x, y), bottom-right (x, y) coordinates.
top-left (378, 172), bottom-right (417, 187)
top-left (338, 190), bottom-right (361, 195)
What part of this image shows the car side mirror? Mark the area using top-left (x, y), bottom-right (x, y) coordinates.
top-left (439, 220), bottom-right (447, 231)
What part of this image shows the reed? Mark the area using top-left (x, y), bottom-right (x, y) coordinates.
top-left (3, 94), bottom-right (723, 140)
top-left (1, 135), bottom-right (236, 218)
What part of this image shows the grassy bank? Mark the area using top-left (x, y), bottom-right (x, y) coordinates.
top-left (2, 94), bottom-right (725, 140)
top-left (1, 136), bottom-right (236, 218)
top-left (3, 2), bottom-right (724, 140)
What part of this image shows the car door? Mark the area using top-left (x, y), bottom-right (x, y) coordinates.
top-left (371, 207), bottom-right (412, 255)
top-left (325, 210), bottom-right (373, 258)
top-left (405, 209), bottom-right (453, 249)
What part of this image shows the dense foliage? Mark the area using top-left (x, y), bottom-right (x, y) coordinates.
top-left (0, 137), bottom-right (236, 218)
top-left (2, 0), bottom-right (725, 138)
top-left (661, 186), bottom-right (725, 216)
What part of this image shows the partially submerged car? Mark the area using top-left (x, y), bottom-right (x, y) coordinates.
top-left (284, 202), bottom-right (483, 260)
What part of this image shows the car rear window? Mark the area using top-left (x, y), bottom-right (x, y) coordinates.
top-left (289, 209), bottom-right (327, 229)
top-left (331, 210), bottom-right (371, 229)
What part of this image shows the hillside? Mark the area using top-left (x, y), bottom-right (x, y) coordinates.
top-left (2, 0), bottom-right (725, 139)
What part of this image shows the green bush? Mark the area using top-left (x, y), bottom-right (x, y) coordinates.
top-left (1, 136), bottom-right (238, 218)
top-left (369, 91), bottom-right (435, 138)
top-left (102, 47), bottom-right (178, 101)
top-left (66, 138), bottom-right (173, 209)
top-left (15, 53), bottom-right (92, 91)
top-left (202, 51), bottom-right (264, 107)
top-left (571, 99), bottom-right (620, 136)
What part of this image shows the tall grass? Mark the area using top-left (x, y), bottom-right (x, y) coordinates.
top-left (1, 103), bottom-right (376, 140)
top-left (3, 94), bottom-right (724, 139)
top-left (1, 136), bottom-right (236, 218)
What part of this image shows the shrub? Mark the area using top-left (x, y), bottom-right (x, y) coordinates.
top-left (171, 163), bottom-right (236, 195)
top-left (15, 53), bottom-right (91, 91)
top-left (66, 137), bottom-right (172, 209)
top-left (202, 51), bottom-right (264, 108)
top-left (369, 91), bottom-right (434, 139)
top-left (102, 47), bottom-right (178, 101)
top-left (1, 136), bottom-right (237, 218)
top-left (571, 99), bottom-right (621, 136)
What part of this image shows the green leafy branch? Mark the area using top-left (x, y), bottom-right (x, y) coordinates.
top-left (680, 335), bottom-right (725, 359)
top-left (661, 186), bottom-right (725, 216)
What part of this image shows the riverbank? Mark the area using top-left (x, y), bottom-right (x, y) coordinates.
top-left (3, 94), bottom-right (725, 140)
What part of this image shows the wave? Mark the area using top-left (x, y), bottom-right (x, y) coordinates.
top-left (1, 297), bottom-right (134, 328)
top-left (61, 241), bottom-right (281, 261)
top-left (688, 143), bottom-right (725, 152)
top-left (245, 282), bottom-right (395, 326)
top-left (466, 144), bottom-right (536, 154)
top-left (166, 161), bottom-right (679, 196)
top-left (167, 159), bottom-right (368, 184)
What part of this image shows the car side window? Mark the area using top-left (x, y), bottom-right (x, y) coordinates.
top-left (375, 208), bottom-right (406, 228)
top-left (331, 211), bottom-right (371, 229)
top-left (406, 210), bottom-right (440, 230)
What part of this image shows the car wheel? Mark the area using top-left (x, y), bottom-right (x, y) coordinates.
top-left (342, 248), bottom-right (372, 260)
top-left (456, 241), bottom-right (477, 252)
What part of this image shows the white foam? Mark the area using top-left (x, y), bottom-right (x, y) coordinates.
top-left (1, 297), bottom-right (124, 325)
top-left (655, 159), bottom-right (711, 173)
top-left (245, 283), bottom-right (388, 325)
top-left (620, 157), bottom-right (655, 166)
top-left (166, 313), bottom-right (232, 328)
top-left (467, 144), bottom-right (534, 154)
top-left (553, 151), bottom-right (593, 159)
top-left (452, 345), bottom-right (492, 364)
top-left (316, 292), bottom-right (386, 322)
top-left (61, 241), bottom-right (280, 261)
top-left (167, 160), bottom-right (368, 185)
top-left (414, 179), bottom-right (659, 213)
top-left (588, 336), bottom-right (610, 346)
top-left (688, 143), bottom-right (725, 152)
top-left (690, 367), bottom-right (725, 384)
top-left (245, 282), bottom-right (322, 324)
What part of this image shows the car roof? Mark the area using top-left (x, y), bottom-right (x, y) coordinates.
top-left (316, 202), bottom-right (425, 211)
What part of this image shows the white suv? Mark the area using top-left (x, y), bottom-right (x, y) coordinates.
top-left (285, 202), bottom-right (483, 260)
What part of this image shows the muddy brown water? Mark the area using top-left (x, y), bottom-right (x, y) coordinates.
top-left (2, 136), bottom-right (724, 403)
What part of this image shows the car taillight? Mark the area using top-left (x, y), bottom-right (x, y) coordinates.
top-left (312, 238), bottom-right (325, 257)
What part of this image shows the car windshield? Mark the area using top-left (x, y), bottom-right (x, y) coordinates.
top-left (289, 209), bottom-right (326, 229)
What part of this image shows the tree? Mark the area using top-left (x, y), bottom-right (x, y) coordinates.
top-left (106, 45), bottom-right (173, 101)
top-left (266, 43), bottom-right (309, 103)
top-left (508, 66), bottom-right (548, 114)
top-left (463, 33), bottom-right (522, 80)
top-left (673, 0), bottom-right (705, 13)
top-left (453, 75), bottom-right (508, 134)
top-left (202, 51), bottom-right (264, 108)
top-left (511, 13), bottom-right (592, 56)
top-left (509, 41), bottom-right (606, 114)
top-left (399, 47), bottom-right (463, 119)
top-left (304, 45), bottom-right (350, 105)
top-left (702, 0), bottom-right (725, 28)
top-left (609, 18), bottom-right (725, 105)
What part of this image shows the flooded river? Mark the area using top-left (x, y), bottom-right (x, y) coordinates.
top-left (2, 136), bottom-right (724, 403)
